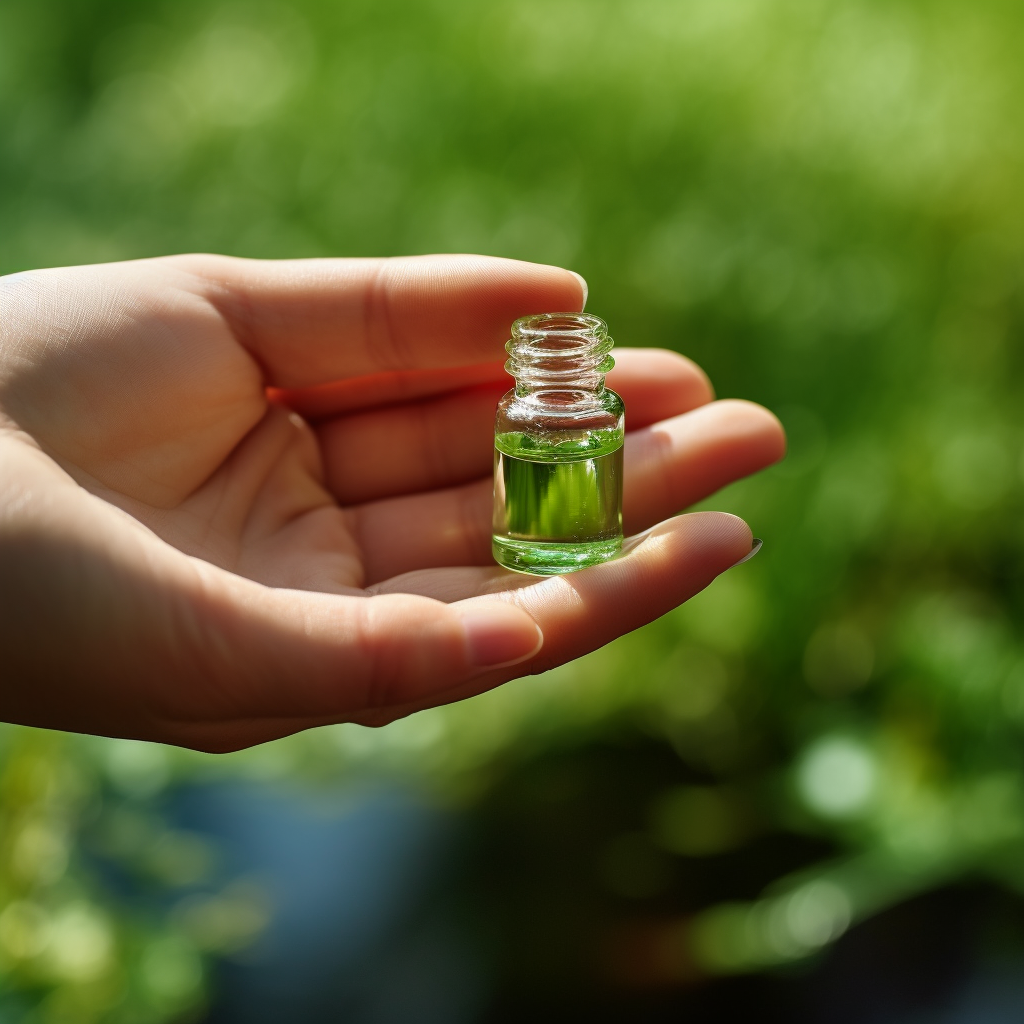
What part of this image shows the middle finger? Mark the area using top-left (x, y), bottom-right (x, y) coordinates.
top-left (318, 348), bottom-right (714, 505)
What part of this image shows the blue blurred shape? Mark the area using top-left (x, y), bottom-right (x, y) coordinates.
top-left (170, 781), bottom-right (483, 1024)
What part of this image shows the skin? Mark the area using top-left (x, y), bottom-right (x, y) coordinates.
top-left (0, 254), bottom-right (785, 752)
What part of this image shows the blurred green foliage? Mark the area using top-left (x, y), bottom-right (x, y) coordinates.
top-left (4, 0), bottom-right (1024, 1017)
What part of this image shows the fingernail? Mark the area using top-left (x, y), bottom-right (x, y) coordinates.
top-left (459, 604), bottom-right (543, 668)
top-left (569, 270), bottom-right (588, 310)
top-left (733, 538), bottom-right (762, 566)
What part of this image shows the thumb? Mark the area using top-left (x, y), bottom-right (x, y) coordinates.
top-left (0, 445), bottom-right (541, 750)
top-left (159, 565), bottom-right (543, 748)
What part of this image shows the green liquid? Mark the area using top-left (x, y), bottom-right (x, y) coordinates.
top-left (492, 430), bottom-right (624, 575)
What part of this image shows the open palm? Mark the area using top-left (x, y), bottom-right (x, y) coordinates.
top-left (0, 255), bottom-right (784, 750)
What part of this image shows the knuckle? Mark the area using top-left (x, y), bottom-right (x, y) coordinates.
top-left (354, 595), bottom-right (461, 711)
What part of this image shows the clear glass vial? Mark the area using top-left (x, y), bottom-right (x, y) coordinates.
top-left (492, 312), bottom-right (625, 575)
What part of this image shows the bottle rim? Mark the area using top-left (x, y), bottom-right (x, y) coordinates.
top-left (511, 312), bottom-right (608, 340)
top-left (507, 312), bottom-right (613, 376)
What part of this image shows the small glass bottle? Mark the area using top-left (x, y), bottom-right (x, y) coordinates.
top-left (492, 312), bottom-right (625, 575)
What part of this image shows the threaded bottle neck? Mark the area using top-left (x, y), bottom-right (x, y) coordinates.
top-left (506, 313), bottom-right (614, 399)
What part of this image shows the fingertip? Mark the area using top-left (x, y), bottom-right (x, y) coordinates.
top-left (568, 270), bottom-right (588, 311)
top-left (755, 407), bottom-right (787, 464)
top-left (632, 511), bottom-right (753, 571)
top-left (719, 399), bottom-right (788, 464)
top-left (692, 510), bottom-right (755, 562)
top-left (444, 256), bottom-right (593, 348)
top-left (607, 349), bottom-right (716, 424)
top-left (684, 356), bottom-right (715, 404)
top-left (644, 349), bottom-right (716, 403)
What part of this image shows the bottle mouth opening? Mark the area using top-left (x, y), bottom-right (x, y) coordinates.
top-left (509, 312), bottom-right (611, 364)
top-left (513, 312), bottom-right (606, 337)
top-left (512, 312), bottom-right (607, 351)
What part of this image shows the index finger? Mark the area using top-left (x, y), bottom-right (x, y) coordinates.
top-left (175, 253), bottom-right (585, 389)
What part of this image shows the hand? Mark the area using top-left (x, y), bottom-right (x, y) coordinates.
top-left (0, 255), bottom-right (784, 750)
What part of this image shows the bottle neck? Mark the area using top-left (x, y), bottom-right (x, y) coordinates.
top-left (506, 313), bottom-right (614, 404)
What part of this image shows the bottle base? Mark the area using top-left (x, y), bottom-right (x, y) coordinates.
top-left (492, 535), bottom-right (623, 576)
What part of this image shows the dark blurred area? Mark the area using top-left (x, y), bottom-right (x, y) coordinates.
top-left (4, 0), bottom-right (1024, 1019)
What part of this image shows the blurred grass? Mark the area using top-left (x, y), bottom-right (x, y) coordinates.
top-left (4, 0), bottom-right (1024, 1017)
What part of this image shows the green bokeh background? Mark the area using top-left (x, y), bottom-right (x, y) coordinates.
top-left (4, 0), bottom-right (1024, 1018)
